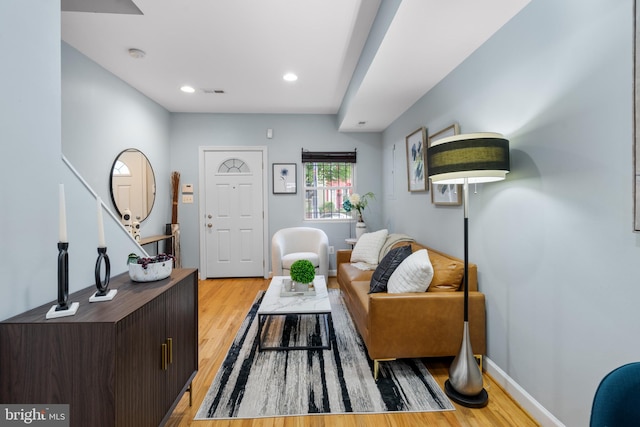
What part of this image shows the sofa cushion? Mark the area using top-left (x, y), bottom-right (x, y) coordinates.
top-left (339, 262), bottom-right (375, 283)
top-left (387, 249), bottom-right (434, 293)
top-left (369, 244), bottom-right (413, 293)
top-left (426, 250), bottom-right (464, 292)
top-left (351, 229), bottom-right (388, 265)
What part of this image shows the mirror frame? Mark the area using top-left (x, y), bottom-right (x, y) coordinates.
top-left (109, 148), bottom-right (156, 222)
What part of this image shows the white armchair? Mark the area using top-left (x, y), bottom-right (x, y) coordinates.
top-left (271, 227), bottom-right (329, 279)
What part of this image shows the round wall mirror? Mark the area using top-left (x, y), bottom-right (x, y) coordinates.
top-left (109, 148), bottom-right (156, 222)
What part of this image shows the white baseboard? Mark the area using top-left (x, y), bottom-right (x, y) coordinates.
top-left (484, 357), bottom-right (565, 427)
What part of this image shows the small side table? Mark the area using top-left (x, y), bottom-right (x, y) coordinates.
top-left (140, 234), bottom-right (173, 254)
top-left (345, 238), bottom-right (358, 247)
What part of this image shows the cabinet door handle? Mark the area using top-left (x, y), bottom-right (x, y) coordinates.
top-left (167, 338), bottom-right (173, 364)
top-left (161, 343), bottom-right (168, 370)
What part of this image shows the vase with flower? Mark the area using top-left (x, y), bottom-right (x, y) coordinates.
top-left (343, 192), bottom-right (375, 239)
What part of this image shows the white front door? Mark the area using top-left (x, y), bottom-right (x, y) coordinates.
top-left (200, 148), bottom-right (266, 278)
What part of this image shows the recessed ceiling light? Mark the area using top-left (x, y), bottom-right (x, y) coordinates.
top-left (128, 48), bottom-right (146, 59)
top-left (180, 85), bottom-right (195, 93)
top-left (283, 73), bottom-right (298, 82)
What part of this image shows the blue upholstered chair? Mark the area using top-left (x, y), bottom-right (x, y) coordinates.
top-left (590, 362), bottom-right (640, 427)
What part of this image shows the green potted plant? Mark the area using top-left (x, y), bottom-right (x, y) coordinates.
top-left (289, 259), bottom-right (316, 285)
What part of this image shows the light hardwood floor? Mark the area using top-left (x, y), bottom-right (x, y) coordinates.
top-left (166, 277), bottom-right (540, 427)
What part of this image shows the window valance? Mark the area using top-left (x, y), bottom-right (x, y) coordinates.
top-left (301, 149), bottom-right (357, 163)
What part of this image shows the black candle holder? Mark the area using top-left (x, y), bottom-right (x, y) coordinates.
top-left (89, 247), bottom-right (117, 303)
top-left (94, 247), bottom-right (111, 296)
top-left (56, 242), bottom-right (70, 311)
top-left (47, 242), bottom-right (79, 319)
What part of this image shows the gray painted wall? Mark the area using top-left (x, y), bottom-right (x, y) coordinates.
top-left (169, 113), bottom-right (383, 272)
top-left (382, 0), bottom-right (634, 425)
top-left (0, 1), bottom-right (61, 318)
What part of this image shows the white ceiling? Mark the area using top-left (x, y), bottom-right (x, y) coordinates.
top-left (61, 0), bottom-right (530, 132)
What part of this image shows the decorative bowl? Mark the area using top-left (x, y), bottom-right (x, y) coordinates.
top-left (128, 261), bottom-right (172, 282)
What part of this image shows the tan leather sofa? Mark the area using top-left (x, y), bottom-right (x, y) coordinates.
top-left (337, 241), bottom-right (486, 378)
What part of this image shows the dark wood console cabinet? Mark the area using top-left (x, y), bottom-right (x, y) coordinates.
top-left (0, 268), bottom-right (198, 427)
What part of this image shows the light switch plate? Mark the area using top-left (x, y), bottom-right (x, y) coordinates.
top-left (182, 184), bottom-right (194, 194)
top-left (182, 194), bottom-right (194, 204)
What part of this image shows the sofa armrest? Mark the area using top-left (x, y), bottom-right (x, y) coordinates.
top-left (366, 292), bottom-right (486, 359)
top-left (337, 249), bottom-right (352, 267)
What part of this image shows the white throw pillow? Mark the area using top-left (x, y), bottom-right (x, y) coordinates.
top-left (387, 249), bottom-right (434, 293)
top-left (351, 229), bottom-right (389, 265)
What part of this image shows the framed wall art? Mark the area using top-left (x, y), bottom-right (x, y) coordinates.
top-left (431, 183), bottom-right (462, 206)
top-left (273, 163), bottom-right (297, 194)
top-left (428, 123), bottom-right (462, 206)
top-left (405, 127), bottom-right (428, 192)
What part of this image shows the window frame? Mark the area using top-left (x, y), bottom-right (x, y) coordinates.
top-left (303, 161), bottom-right (356, 222)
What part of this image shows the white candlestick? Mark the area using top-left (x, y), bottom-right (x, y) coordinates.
top-left (97, 197), bottom-right (106, 248)
top-left (59, 184), bottom-right (68, 243)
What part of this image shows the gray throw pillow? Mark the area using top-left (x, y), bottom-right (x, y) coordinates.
top-left (369, 245), bottom-right (413, 293)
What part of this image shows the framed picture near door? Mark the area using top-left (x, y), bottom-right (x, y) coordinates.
top-left (429, 123), bottom-right (462, 206)
top-left (273, 163), bottom-right (297, 194)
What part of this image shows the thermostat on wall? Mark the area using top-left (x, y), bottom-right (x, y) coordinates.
top-left (182, 184), bottom-right (193, 194)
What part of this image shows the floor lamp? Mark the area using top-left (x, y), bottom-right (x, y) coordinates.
top-left (426, 132), bottom-right (510, 408)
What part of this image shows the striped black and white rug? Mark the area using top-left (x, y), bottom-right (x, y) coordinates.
top-left (195, 289), bottom-right (454, 419)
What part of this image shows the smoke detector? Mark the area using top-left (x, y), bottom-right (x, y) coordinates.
top-left (128, 48), bottom-right (146, 59)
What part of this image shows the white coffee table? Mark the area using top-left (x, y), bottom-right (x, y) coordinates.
top-left (257, 275), bottom-right (332, 351)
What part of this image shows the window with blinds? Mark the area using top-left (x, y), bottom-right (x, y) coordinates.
top-left (302, 150), bottom-right (356, 220)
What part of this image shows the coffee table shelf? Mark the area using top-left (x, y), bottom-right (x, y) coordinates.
top-left (257, 275), bottom-right (332, 351)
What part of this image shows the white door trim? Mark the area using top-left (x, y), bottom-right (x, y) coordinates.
top-left (198, 145), bottom-right (269, 279)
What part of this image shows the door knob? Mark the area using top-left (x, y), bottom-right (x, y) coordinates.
top-left (207, 223), bottom-right (213, 228)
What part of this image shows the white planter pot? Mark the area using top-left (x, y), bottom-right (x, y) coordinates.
top-left (129, 261), bottom-right (172, 282)
top-left (355, 222), bottom-right (367, 239)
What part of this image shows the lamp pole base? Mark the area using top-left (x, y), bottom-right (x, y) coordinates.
top-left (445, 380), bottom-right (488, 408)
top-left (446, 321), bottom-right (488, 408)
